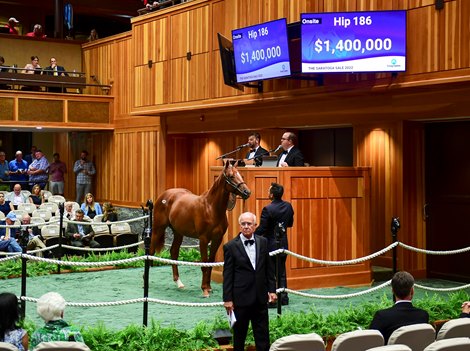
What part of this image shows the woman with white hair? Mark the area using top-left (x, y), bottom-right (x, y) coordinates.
top-left (30, 292), bottom-right (85, 350)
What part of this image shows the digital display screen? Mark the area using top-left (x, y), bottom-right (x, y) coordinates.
top-left (301, 11), bottom-right (406, 73)
top-left (232, 18), bottom-right (291, 83)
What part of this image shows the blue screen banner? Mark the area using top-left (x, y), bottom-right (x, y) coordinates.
top-left (232, 18), bottom-right (291, 83)
top-left (301, 11), bottom-right (406, 73)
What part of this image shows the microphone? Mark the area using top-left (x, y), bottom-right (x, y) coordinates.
top-left (269, 145), bottom-right (282, 153)
top-left (237, 143), bottom-right (250, 149)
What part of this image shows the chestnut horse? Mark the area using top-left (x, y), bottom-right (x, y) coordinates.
top-left (150, 161), bottom-right (251, 297)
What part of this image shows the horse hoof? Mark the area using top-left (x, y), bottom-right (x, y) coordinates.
top-left (175, 279), bottom-right (185, 289)
top-left (202, 290), bottom-right (210, 298)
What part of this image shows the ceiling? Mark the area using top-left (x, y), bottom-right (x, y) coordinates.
top-left (1, 0), bottom-right (141, 38)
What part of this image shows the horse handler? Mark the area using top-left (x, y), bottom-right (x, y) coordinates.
top-left (223, 212), bottom-right (277, 351)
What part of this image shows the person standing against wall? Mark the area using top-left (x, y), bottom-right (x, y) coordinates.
top-left (73, 150), bottom-right (96, 203)
top-left (49, 153), bottom-right (67, 196)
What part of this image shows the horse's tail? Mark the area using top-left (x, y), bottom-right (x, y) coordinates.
top-left (149, 200), bottom-right (167, 255)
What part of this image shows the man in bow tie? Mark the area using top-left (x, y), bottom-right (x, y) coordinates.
top-left (277, 132), bottom-right (305, 167)
top-left (245, 132), bottom-right (268, 166)
top-left (223, 212), bottom-right (277, 351)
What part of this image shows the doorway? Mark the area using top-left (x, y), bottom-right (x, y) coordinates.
top-left (425, 121), bottom-right (470, 281)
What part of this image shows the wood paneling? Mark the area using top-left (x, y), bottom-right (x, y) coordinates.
top-left (0, 97), bottom-right (14, 121)
top-left (210, 166), bottom-right (371, 289)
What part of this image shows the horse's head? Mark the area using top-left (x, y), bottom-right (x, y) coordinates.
top-left (223, 161), bottom-right (251, 200)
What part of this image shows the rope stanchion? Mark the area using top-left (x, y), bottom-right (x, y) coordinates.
top-left (271, 242), bottom-right (398, 266)
top-left (143, 200), bottom-right (153, 327)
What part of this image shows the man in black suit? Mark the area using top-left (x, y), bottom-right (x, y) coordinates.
top-left (370, 271), bottom-right (429, 343)
top-left (255, 183), bottom-right (294, 307)
top-left (223, 212), bottom-right (277, 351)
top-left (43, 57), bottom-right (68, 93)
top-left (245, 132), bottom-right (269, 166)
top-left (65, 209), bottom-right (100, 248)
top-left (276, 132), bottom-right (304, 167)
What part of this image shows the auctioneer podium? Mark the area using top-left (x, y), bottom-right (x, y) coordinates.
top-left (210, 166), bottom-right (372, 289)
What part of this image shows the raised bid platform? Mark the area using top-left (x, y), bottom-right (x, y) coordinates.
top-left (210, 166), bottom-right (372, 289)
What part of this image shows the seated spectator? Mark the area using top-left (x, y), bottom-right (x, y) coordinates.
top-left (0, 56), bottom-right (9, 90)
top-left (5, 17), bottom-right (20, 35)
top-left (21, 214), bottom-right (47, 257)
top-left (65, 209), bottom-right (100, 248)
top-left (6, 184), bottom-right (28, 210)
top-left (43, 57), bottom-right (68, 93)
top-left (29, 184), bottom-right (44, 208)
top-left (0, 212), bottom-right (22, 253)
top-left (0, 292), bottom-right (28, 350)
top-left (30, 292), bottom-right (85, 350)
top-left (0, 151), bottom-right (10, 190)
top-left (102, 202), bottom-right (118, 223)
top-left (23, 55), bottom-right (41, 74)
top-left (88, 29), bottom-right (98, 42)
top-left (0, 193), bottom-right (11, 215)
top-left (26, 24), bottom-right (46, 39)
top-left (64, 202), bottom-right (75, 220)
top-left (370, 271), bottom-right (429, 343)
top-left (461, 301), bottom-right (470, 318)
top-left (8, 151), bottom-right (28, 189)
top-left (81, 193), bottom-right (102, 219)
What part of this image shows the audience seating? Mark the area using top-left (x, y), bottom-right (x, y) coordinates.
top-left (0, 342), bottom-right (20, 351)
top-left (367, 345), bottom-right (412, 351)
top-left (41, 224), bottom-right (61, 238)
top-left (331, 330), bottom-right (384, 351)
top-left (423, 337), bottom-right (470, 351)
top-left (436, 318), bottom-right (470, 340)
top-left (11, 209), bottom-right (28, 219)
top-left (21, 190), bottom-right (31, 197)
top-left (93, 214), bottom-right (104, 222)
top-left (269, 332), bottom-right (325, 351)
top-left (388, 323), bottom-right (436, 351)
top-left (115, 233), bottom-right (139, 253)
top-left (70, 202), bottom-right (81, 211)
top-left (94, 234), bottom-right (115, 248)
top-left (32, 209), bottom-right (53, 221)
top-left (110, 222), bottom-right (131, 235)
top-left (33, 341), bottom-right (91, 350)
top-left (92, 223), bottom-right (110, 234)
top-left (40, 202), bottom-right (59, 215)
top-left (18, 202), bottom-right (37, 214)
top-left (48, 195), bottom-right (66, 204)
top-left (30, 216), bottom-right (46, 229)
top-left (41, 190), bottom-right (53, 202)
top-left (0, 190), bottom-right (9, 197)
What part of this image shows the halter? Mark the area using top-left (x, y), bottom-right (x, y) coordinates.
top-left (223, 169), bottom-right (248, 198)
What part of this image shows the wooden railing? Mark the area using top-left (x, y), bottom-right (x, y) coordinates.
top-left (0, 70), bottom-right (111, 94)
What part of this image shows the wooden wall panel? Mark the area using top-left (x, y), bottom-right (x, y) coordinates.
top-left (82, 32), bottom-right (131, 118)
top-left (355, 123), bottom-right (403, 267)
top-left (133, 18), bottom-right (168, 65)
top-left (134, 62), bottom-right (167, 107)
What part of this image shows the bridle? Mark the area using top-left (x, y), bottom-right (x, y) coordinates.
top-left (223, 169), bottom-right (249, 199)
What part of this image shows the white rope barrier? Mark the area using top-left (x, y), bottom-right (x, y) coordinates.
top-left (278, 280), bottom-right (392, 299)
top-left (61, 241), bottom-right (143, 252)
top-left (147, 255), bottom-right (224, 267)
top-left (414, 283), bottom-right (470, 292)
top-left (22, 254), bottom-right (145, 267)
top-left (270, 242), bottom-right (399, 266)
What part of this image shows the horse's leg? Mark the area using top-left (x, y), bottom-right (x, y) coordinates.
top-left (199, 237), bottom-right (212, 298)
top-left (204, 235), bottom-right (223, 294)
top-left (170, 233), bottom-right (185, 289)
